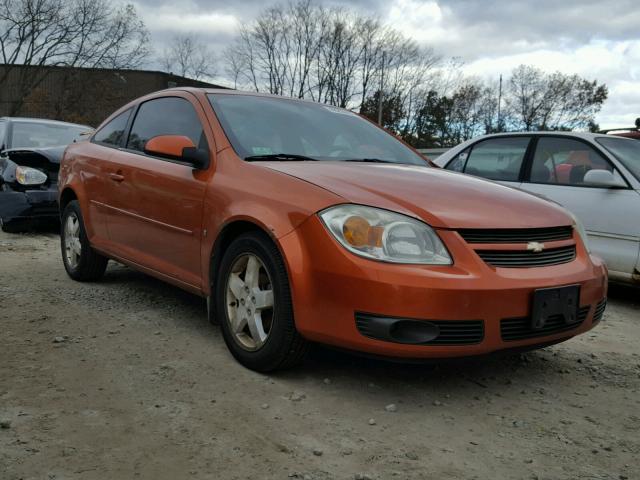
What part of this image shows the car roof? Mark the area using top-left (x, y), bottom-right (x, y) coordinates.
top-left (433, 130), bottom-right (640, 167)
top-left (465, 131), bottom-right (614, 142)
top-left (171, 87), bottom-right (290, 98)
top-left (164, 87), bottom-right (330, 107)
top-left (0, 117), bottom-right (92, 129)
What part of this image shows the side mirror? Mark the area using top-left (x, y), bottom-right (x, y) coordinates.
top-left (144, 135), bottom-right (210, 169)
top-left (182, 146), bottom-right (210, 170)
top-left (583, 169), bottom-right (626, 188)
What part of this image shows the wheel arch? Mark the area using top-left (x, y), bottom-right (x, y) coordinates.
top-left (208, 219), bottom-right (289, 296)
top-left (58, 187), bottom-right (78, 217)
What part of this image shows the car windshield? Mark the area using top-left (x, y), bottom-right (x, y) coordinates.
top-left (208, 94), bottom-right (427, 166)
top-left (10, 121), bottom-right (91, 149)
top-left (596, 136), bottom-right (640, 182)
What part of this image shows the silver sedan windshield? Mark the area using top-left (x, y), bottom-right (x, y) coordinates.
top-left (596, 136), bottom-right (640, 181)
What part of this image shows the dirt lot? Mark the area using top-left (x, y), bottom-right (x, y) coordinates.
top-left (1, 230), bottom-right (639, 480)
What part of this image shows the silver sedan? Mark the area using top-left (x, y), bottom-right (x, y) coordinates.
top-left (434, 132), bottom-right (640, 285)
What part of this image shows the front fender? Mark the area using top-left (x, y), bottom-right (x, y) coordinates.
top-left (200, 148), bottom-right (344, 294)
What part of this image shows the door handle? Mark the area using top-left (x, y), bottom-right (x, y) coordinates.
top-left (109, 172), bottom-right (124, 182)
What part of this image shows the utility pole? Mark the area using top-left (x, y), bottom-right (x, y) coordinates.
top-left (377, 51), bottom-right (385, 126)
top-left (496, 74), bottom-right (503, 132)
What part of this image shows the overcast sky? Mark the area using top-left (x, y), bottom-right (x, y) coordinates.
top-left (134, 0), bottom-right (640, 129)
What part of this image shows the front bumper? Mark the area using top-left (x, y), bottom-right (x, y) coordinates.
top-left (279, 215), bottom-right (608, 359)
top-left (0, 188), bottom-right (59, 226)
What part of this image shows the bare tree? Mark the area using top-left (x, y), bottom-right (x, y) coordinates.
top-left (161, 34), bottom-right (215, 80)
top-left (505, 65), bottom-right (607, 131)
top-left (355, 17), bottom-right (384, 109)
top-left (0, 0), bottom-right (150, 115)
top-left (229, 1), bottom-right (328, 99)
top-left (449, 82), bottom-right (488, 142)
top-left (227, 0), bottom-right (442, 113)
top-left (223, 1), bottom-right (608, 147)
top-left (317, 11), bottom-right (367, 107)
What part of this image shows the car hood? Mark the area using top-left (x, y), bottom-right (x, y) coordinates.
top-left (4, 146), bottom-right (66, 165)
top-left (258, 162), bottom-right (573, 229)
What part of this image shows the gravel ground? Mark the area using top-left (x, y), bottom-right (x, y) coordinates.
top-left (1, 229), bottom-right (639, 480)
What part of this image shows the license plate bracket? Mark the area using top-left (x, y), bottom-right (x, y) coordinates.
top-left (531, 285), bottom-right (580, 330)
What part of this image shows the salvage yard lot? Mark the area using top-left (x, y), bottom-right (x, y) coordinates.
top-left (1, 230), bottom-right (639, 480)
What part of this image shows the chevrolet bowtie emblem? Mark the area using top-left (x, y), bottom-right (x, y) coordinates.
top-left (527, 241), bottom-right (545, 253)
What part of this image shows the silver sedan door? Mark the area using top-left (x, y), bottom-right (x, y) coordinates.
top-left (519, 136), bottom-right (640, 278)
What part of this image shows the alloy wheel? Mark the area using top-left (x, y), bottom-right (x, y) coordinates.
top-left (225, 253), bottom-right (275, 351)
top-left (64, 212), bottom-right (81, 269)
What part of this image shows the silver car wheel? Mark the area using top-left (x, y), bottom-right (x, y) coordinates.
top-left (225, 253), bottom-right (275, 351)
top-left (64, 213), bottom-right (81, 269)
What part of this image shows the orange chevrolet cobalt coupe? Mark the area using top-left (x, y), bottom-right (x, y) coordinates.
top-left (58, 89), bottom-right (607, 372)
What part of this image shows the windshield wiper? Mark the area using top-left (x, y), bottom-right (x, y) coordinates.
top-left (344, 158), bottom-right (395, 164)
top-left (244, 153), bottom-right (318, 162)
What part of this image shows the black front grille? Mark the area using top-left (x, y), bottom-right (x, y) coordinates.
top-left (593, 298), bottom-right (607, 323)
top-left (458, 226), bottom-right (574, 244)
top-left (355, 313), bottom-right (484, 345)
top-left (427, 320), bottom-right (485, 345)
top-left (477, 245), bottom-right (576, 268)
top-left (501, 305), bottom-right (589, 341)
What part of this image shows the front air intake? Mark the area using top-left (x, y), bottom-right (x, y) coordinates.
top-left (500, 305), bottom-right (589, 341)
top-left (355, 313), bottom-right (484, 345)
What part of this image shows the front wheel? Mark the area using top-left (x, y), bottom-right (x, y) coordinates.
top-left (60, 200), bottom-right (108, 281)
top-left (216, 231), bottom-right (308, 372)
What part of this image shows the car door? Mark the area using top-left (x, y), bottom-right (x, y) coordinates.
top-left (519, 135), bottom-right (639, 276)
top-left (80, 108), bottom-right (134, 244)
top-left (101, 94), bottom-right (214, 289)
top-left (446, 136), bottom-right (532, 190)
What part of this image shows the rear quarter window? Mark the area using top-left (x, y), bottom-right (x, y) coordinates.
top-left (93, 109), bottom-right (132, 147)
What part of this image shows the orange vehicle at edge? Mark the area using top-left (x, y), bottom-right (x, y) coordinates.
top-left (57, 88), bottom-right (608, 371)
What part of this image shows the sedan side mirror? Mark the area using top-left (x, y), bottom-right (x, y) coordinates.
top-left (144, 135), bottom-right (210, 170)
top-left (583, 169), bottom-right (626, 188)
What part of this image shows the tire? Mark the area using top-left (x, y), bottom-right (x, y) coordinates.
top-left (60, 200), bottom-right (108, 281)
top-left (215, 231), bottom-right (308, 372)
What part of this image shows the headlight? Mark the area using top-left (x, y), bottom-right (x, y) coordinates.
top-left (319, 204), bottom-right (452, 265)
top-left (569, 212), bottom-right (590, 252)
top-left (16, 166), bottom-right (47, 186)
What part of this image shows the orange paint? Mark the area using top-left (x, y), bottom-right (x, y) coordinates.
top-left (59, 88), bottom-right (607, 360)
top-left (144, 135), bottom-right (195, 158)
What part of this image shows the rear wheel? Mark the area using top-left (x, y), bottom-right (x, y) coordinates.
top-left (60, 200), bottom-right (108, 281)
top-left (216, 231), bottom-right (308, 372)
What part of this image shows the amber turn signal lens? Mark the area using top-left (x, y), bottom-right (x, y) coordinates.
top-left (343, 216), bottom-right (383, 248)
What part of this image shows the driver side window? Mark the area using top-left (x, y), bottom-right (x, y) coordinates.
top-left (529, 137), bottom-right (621, 186)
top-left (126, 97), bottom-right (207, 154)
